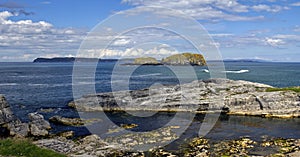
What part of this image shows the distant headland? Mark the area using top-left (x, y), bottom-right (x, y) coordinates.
top-left (33, 57), bottom-right (117, 63)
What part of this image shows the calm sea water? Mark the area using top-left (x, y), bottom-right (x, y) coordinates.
top-left (0, 61), bottom-right (299, 138)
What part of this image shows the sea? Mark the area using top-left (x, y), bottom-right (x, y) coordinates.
top-left (0, 61), bottom-right (299, 140)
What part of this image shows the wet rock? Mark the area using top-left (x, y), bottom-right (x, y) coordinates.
top-left (150, 148), bottom-right (177, 157)
top-left (261, 138), bottom-right (300, 155)
top-left (28, 112), bottom-right (51, 136)
top-left (56, 130), bottom-right (75, 138)
top-left (182, 138), bottom-right (210, 157)
top-left (49, 115), bottom-right (84, 126)
top-left (212, 137), bottom-right (257, 156)
top-left (120, 123), bottom-right (138, 129)
top-left (38, 108), bottom-right (55, 113)
top-left (105, 126), bottom-right (178, 150)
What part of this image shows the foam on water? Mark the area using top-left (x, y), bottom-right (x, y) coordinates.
top-left (202, 69), bottom-right (249, 74)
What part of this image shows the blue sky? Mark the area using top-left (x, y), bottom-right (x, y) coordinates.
top-left (0, 0), bottom-right (300, 61)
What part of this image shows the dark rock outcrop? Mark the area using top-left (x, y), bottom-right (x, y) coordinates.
top-left (33, 57), bottom-right (100, 63)
top-left (0, 95), bottom-right (28, 137)
top-left (0, 95), bottom-right (16, 125)
top-left (49, 115), bottom-right (84, 126)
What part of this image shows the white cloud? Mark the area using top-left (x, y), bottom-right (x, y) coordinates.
top-left (252, 4), bottom-right (289, 12)
top-left (112, 38), bottom-right (131, 46)
top-left (264, 37), bottom-right (285, 47)
top-left (273, 34), bottom-right (300, 41)
top-left (0, 11), bottom-right (86, 61)
top-left (78, 44), bottom-right (179, 59)
top-left (121, 0), bottom-right (290, 21)
top-left (291, 2), bottom-right (300, 6)
top-left (210, 33), bottom-right (234, 37)
top-left (122, 0), bottom-right (261, 21)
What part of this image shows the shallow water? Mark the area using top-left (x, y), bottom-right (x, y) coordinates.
top-left (78, 111), bottom-right (300, 143)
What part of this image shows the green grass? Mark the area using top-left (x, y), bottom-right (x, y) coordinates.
top-left (0, 138), bottom-right (66, 157)
top-left (266, 87), bottom-right (300, 93)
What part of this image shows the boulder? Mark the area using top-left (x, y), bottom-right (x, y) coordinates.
top-left (7, 121), bottom-right (30, 137)
top-left (28, 112), bottom-right (51, 136)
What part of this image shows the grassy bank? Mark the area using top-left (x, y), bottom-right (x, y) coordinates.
top-left (0, 138), bottom-right (65, 157)
top-left (266, 87), bottom-right (300, 93)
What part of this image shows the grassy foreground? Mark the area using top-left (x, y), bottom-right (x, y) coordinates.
top-left (266, 87), bottom-right (300, 93)
top-left (0, 138), bottom-right (65, 157)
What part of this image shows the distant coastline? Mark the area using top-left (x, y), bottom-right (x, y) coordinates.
top-left (33, 57), bottom-right (118, 63)
top-left (32, 57), bottom-right (270, 63)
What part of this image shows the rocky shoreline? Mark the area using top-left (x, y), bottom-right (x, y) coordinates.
top-left (70, 79), bottom-right (300, 118)
top-left (1, 79), bottom-right (300, 156)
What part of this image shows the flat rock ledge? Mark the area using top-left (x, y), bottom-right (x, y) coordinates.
top-left (69, 79), bottom-right (300, 118)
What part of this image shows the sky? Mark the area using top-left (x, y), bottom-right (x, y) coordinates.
top-left (0, 0), bottom-right (300, 62)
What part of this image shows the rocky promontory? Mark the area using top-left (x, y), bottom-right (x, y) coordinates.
top-left (69, 79), bottom-right (300, 118)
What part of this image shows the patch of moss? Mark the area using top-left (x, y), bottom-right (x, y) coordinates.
top-left (0, 138), bottom-right (66, 157)
top-left (266, 87), bottom-right (300, 93)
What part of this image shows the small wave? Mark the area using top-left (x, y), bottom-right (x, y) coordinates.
top-left (0, 83), bottom-right (19, 86)
top-left (226, 70), bottom-right (250, 73)
top-left (27, 83), bottom-right (72, 87)
top-left (202, 69), bottom-right (210, 73)
top-left (28, 83), bottom-right (48, 86)
top-left (132, 73), bottom-right (162, 78)
top-left (202, 69), bottom-right (249, 74)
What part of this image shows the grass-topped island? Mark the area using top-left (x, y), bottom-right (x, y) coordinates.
top-left (124, 53), bottom-right (207, 66)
